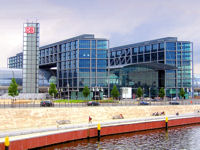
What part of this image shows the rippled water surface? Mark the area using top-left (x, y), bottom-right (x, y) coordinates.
top-left (38, 124), bottom-right (200, 150)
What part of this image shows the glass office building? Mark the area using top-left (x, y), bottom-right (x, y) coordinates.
top-left (109, 37), bottom-right (193, 98)
top-left (8, 36), bottom-right (193, 99)
top-left (39, 34), bottom-right (109, 99)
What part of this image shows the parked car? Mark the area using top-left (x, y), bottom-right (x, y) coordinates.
top-left (139, 101), bottom-right (149, 105)
top-left (87, 101), bottom-right (100, 106)
top-left (40, 100), bottom-right (54, 107)
top-left (151, 99), bottom-right (158, 102)
top-left (169, 101), bottom-right (180, 105)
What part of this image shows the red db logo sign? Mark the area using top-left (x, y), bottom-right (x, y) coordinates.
top-left (25, 27), bottom-right (35, 34)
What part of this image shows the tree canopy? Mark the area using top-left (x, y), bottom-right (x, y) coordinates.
top-left (180, 88), bottom-right (185, 99)
top-left (83, 86), bottom-right (90, 99)
top-left (159, 87), bottom-right (165, 99)
top-left (48, 83), bottom-right (58, 98)
top-left (111, 85), bottom-right (120, 99)
top-left (8, 78), bottom-right (19, 98)
top-left (136, 87), bottom-right (143, 98)
top-left (150, 87), bottom-right (157, 99)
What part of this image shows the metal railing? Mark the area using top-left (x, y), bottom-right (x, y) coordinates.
top-left (0, 99), bottom-right (199, 108)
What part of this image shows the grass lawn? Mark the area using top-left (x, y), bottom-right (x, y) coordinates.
top-left (53, 99), bottom-right (119, 103)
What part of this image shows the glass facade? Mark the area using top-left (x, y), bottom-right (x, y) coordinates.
top-left (110, 37), bottom-right (193, 98)
top-left (0, 68), bottom-right (52, 95)
top-left (8, 52), bottom-right (23, 69)
top-left (8, 36), bottom-right (193, 98)
top-left (38, 34), bottom-right (109, 99)
top-left (22, 23), bottom-right (40, 93)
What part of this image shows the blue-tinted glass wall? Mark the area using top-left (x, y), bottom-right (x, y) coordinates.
top-left (8, 52), bottom-right (23, 69)
top-left (79, 40), bottom-right (108, 89)
top-left (110, 42), bottom-right (164, 66)
top-left (110, 37), bottom-right (193, 97)
top-left (38, 35), bottom-right (109, 97)
top-left (165, 42), bottom-right (192, 97)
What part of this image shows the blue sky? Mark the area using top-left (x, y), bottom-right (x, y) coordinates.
top-left (0, 0), bottom-right (200, 73)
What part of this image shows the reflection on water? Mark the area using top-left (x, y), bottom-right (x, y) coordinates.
top-left (38, 124), bottom-right (200, 150)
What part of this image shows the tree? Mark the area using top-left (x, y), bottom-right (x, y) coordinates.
top-left (83, 86), bottom-right (90, 100)
top-left (111, 85), bottom-right (119, 100)
top-left (136, 87), bottom-right (143, 99)
top-left (150, 87), bottom-right (157, 99)
top-left (48, 83), bottom-right (58, 98)
top-left (180, 88), bottom-right (185, 99)
top-left (8, 78), bottom-right (19, 100)
top-left (159, 87), bottom-right (165, 100)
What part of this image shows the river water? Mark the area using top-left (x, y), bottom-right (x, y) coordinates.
top-left (38, 124), bottom-right (200, 150)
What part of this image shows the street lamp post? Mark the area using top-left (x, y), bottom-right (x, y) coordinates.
top-left (143, 88), bottom-right (144, 99)
top-left (92, 87), bottom-right (94, 100)
top-left (149, 87), bottom-right (151, 98)
top-left (67, 83), bottom-right (69, 104)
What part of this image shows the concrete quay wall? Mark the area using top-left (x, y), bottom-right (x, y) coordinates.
top-left (0, 116), bottom-right (200, 149)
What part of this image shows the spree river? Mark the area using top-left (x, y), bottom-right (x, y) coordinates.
top-left (38, 124), bottom-right (200, 150)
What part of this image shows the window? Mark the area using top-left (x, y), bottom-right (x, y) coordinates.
top-left (71, 41), bottom-right (75, 50)
top-left (139, 46), bottom-right (144, 54)
top-left (45, 48), bottom-right (49, 56)
top-left (92, 40), bottom-right (96, 48)
top-left (97, 50), bottom-right (107, 58)
top-left (159, 43), bottom-right (164, 51)
top-left (126, 57), bottom-right (131, 64)
top-left (111, 51), bottom-right (116, 58)
top-left (97, 60), bottom-right (107, 68)
top-left (79, 49), bottom-right (90, 58)
top-left (182, 52), bottom-right (191, 60)
top-left (79, 59), bottom-right (90, 67)
top-left (126, 48), bottom-right (130, 56)
top-left (132, 56), bottom-right (137, 63)
top-left (145, 54), bottom-right (150, 62)
top-left (166, 51), bottom-right (176, 60)
top-left (166, 61), bottom-right (176, 66)
top-left (110, 59), bottom-right (114, 66)
top-left (116, 50), bottom-right (121, 57)
top-left (79, 40), bottom-right (90, 48)
top-left (166, 42), bottom-right (176, 50)
top-left (92, 49), bottom-right (96, 58)
top-left (151, 53), bottom-right (157, 61)
top-left (92, 59), bottom-right (96, 67)
top-left (177, 42), bottom-right (181, 50)
top-left (182, 42), bottom-right (191, 51)
top-left (132, 47), bottom-right (138, 54)
top-left (138, 55), bottom-right (143, 62)
top-left (152, 44), bottom-right (157, 52)
top-left (158, 52), bottom-right (164, 60)
top-left (97, 40), bottom-right (108, 49)
top-left (61, 53), bottom-right (66, 61)
top-left (61, 44), bottom-right (65, 52)
top-left (121, 57), bottom-right (125, 64)
top-left (145, 45), bottom-right (150, 53)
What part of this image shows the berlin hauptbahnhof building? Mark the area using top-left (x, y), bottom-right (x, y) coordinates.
top-left (7, 23), bottom-right (193, 99)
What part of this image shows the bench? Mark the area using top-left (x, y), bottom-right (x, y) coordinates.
top-left (56, 120), bottom-right (71, 128)
top-left (112, 114), bottom-right (124, 119)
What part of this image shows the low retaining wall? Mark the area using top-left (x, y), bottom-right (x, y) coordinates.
top-left (0, 115), bottom-right (200, 150)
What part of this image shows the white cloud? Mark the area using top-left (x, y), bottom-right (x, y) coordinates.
top-left (0, 0), bottom-right (200, 74)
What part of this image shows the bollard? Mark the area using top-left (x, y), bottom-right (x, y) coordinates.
top-left (5, 136), bottom-right (9, 150)
top-left (97, 123), bottom-right (101, 141)
top-left (165, 117), bottom-right (168, 131)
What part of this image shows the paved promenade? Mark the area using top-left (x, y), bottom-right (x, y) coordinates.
top-left (0, 105), bottom-right (200, 132)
